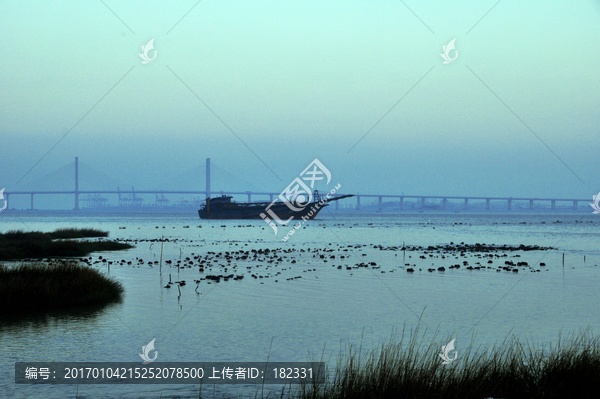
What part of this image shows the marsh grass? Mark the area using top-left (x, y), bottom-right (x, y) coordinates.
top-left (50, 228), bottom-right (109, 239)
top-left (0, 261), bottom-right (123, 314)
top-left (285, 326), bottom-right (600, 399)
top-left (0, 228), bottom-right (131, 260)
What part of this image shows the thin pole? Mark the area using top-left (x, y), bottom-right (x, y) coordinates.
top-left (74, 157), bottom-right (80, 210)
top-left (160, 236), bottom-right (164, 272)
top-left (206, 158), bottom-right (211, 199)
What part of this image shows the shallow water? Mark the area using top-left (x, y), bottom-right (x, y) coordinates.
top-left (1, 211), bottom-right (599, 398)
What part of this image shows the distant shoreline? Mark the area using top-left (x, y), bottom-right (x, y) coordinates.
top-left (0, 207), bottom-right (593, 214)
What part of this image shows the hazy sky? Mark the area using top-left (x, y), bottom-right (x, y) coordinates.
top-left (1, 0), bottom-right (599, 207)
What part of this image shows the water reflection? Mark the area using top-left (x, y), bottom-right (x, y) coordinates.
top-left (0, 301), bottom-right (123, 333)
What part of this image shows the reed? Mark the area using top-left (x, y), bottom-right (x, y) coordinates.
top-left (0, 261), bottom-right (124, 314)
top-left (286, 327), bottom-right (600, 399)
top-left (49, 228), bottom-right (109, 239)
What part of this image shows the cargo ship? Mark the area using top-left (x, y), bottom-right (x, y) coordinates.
top-left (198, 191), bottom-right (353, 220)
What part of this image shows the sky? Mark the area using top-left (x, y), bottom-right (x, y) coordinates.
top-left (1, 0), bottom-right (599, 209)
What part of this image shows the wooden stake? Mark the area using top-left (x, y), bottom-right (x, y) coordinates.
top-left (160, 236), bottom-right (164, 272)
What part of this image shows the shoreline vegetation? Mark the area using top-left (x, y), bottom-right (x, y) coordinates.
top-left (0, 261), bottom-right (124, 314)
top-left (283, 327), bottom-right (600, 399)
top-left (0, 228), bottom-right (133, 261)
top-left (0, 228), bottom-right (129, 314)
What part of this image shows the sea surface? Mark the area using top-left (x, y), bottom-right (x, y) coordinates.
top-left (1, 211), bottom-right (599, 398)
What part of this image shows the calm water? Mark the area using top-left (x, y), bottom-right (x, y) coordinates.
top-left (1, 211), bottom-right (599, 398)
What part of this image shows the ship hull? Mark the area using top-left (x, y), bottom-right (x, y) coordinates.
top-left (198, 202), bottom-right (327, 220)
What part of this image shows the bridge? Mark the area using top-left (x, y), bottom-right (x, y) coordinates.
top-left (2, 190), bottom-right (591, 212)
top-left (1, 158), bottom-right (592, 212)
